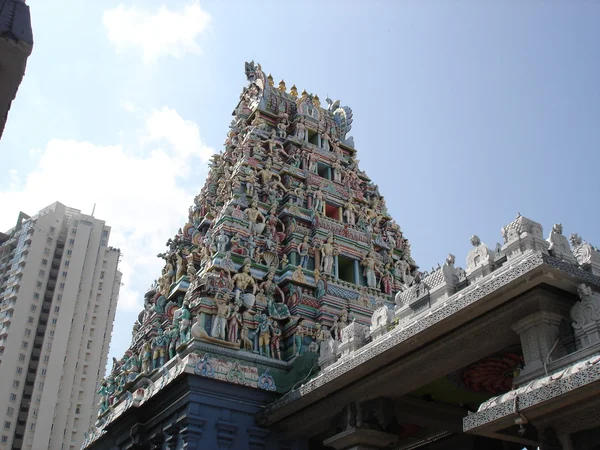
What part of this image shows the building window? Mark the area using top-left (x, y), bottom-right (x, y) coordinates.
top-left (87, 340), bottom-right (92, 350)
top-left (325, 203), bottom-right (341, 221)
top-left (71, 229), bottom-right (77, 235)
top-left (62, 271), bottom-right (68, 278)
top-left (41, 368), bottom-right (47, 376)
top-left (29, 422), bottom-right (35, 431)
top-left (44, 248), bottom-right (50, 255)
top-left (43, 355), bottom-right (49, 363)
top-left (36, 281), bottom-right (43, 289)
top-left (46, 343), bottom-right (52, 350)
top-left (24, 329), bottom-right (31, 336)
top-left (1, 435), bottom-right (7, 444)
top-left (54, 306), bottom-right (60, 313)
top-left (35, 395), bottom-right (41, 403)
top-left (12, 380), bottom-right (19, 388)
top-left (59, 283), bottom-right (65, 290)
top-left (57, 294), bottom-right (62, 301)
top-left (46, 237), bottom-right (52, 244)
top-left (51, 318), bottom-right (57, 325)
top-left (30, 305), bottom-right (37, 312)
top-left (49, 331), bottom-right (54, 337)
top-left (16, 367), bottom-right (22, 375)
top-left (4, 422), bottom-right (10, 430)
top-left (28, 316), bottom-right (34, 324)
top-left (66, 249), bottom-right (72, 256)
top-left (41, 259), bottom-right (48, 266)
top-left (64, 260), bottom-right (70, 267)
top-left (68, 239), bottom-right (75, 245)
top-left (33, 292), bottom-right (40, 300)
top-left (22, 341), bottom-right (28, 349)
top-left (18, 354), bottom-right (25, 362)
top-left (32, 409), bottom-right (37, 417)
top-left (98, 282), bottom-right (103, 291)
top-left (9, 394), bottom-right (16, 402)
top-left (50, 226), bottom-right (56, 234)
top-left (39, 269), bottom-right (45, 277)
top-left (38, 381), bottom-right (44, 390)
top-left (6, 407), bottom-right (13, 417)
top-left (100, 271), bottom-right (105, 279)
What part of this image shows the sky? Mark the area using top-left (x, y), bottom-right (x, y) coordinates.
top-left (1, 1), bottom-right (599, 369)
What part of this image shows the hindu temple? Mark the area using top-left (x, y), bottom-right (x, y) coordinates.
top-left (83, 63), bottom-right (600, 450)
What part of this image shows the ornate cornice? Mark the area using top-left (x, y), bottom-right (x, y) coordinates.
top-left (264, 251), bottom-right (600, 418)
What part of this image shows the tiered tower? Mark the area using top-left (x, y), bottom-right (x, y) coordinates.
top-left (87, 62), bottom-right (418, 448)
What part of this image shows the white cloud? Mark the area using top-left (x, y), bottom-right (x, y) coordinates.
top-left (0, 107), bottom-right (215, 360)
top-left (103, 2), bottom-right (211, 63)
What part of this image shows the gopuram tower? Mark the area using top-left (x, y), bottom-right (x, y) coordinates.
top-left (84, 62), bottom-right (417, 450)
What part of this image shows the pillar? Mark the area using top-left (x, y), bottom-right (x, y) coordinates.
top-left (353, 260), bottom-right (361, 285)
top-left (334, 255), bottom-right (339, 279)
top-left (512, 311), bottom-right (564, 375)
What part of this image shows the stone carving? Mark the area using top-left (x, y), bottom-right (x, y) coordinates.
top-left (321, 234), bottom-right (338, 275)
top-left (571, 284), bottom-right (600, 348)
top-left (466, 235), bottom-right (494, 280)
top-left (570, 233), bottom-right (600, 275)
top-left (370, 299), bottom-right (393, 340)
top-left (547, 223), bottom-right (576, 264)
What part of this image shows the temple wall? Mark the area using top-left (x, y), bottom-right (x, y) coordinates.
top-left (87, 374), bottom-right (308, 450)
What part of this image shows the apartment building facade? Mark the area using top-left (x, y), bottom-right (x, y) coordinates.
top-left (0, 202), bottom-right (121, 450)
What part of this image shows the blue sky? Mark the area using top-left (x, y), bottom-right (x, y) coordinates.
top-left (1, 1), bottom-right (599, 367)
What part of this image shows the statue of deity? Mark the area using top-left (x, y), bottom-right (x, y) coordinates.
top-left (313, 188), bottom-right (324, 216)
top-left (151, 329), bottom-right (169, 370)
top-left (321, 235), bottom-right (337, 275)
top-left (297, 235), bottom-right (311, 268)
top-left (215, 230), bottom-right (230, 253)
top-left (168, 323), bottom-right (180, 360)
top-left (210, 292), bottom-right (229, 340)
top-left (270, 320), bottom-right (282, 360)
top-left (294, 318), bottom-right (308, 356)
top-left (361, 251), bottom-right (380, 289)
top-left (227, 304), bottom-right (242, 343)
top-left (174, 301), bottom-right (192, 344)
top-left (245, 201), bottom-right (265, 234)
top-left (259, 268), bottom-right (290, 320)
top-left (257, 312), bottom-right (273, 357)
top-left (231, 260), bottom-right (257, 303)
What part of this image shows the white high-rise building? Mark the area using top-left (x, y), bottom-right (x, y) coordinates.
top-left (0, 202), bottom-right (121, 450)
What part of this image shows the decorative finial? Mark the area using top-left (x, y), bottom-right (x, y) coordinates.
top-left (301, 89), bottom-right (308, 100)
top-left (278, 80), bottom-right (286, 92)
top-left (290, 85), bottom-right (298, 98)
top-left (267, 74), bottom-right (274, 87)
top-left (313, 95), bottom-right (321, 108)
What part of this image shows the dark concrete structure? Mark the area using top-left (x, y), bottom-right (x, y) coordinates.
top-left (0, 0), bottom-right (33, 139)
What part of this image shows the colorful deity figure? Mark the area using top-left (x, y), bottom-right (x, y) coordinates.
top-left (245, 201), bottom-right (265, 235)
top-left (227, 304), bottom-right (242, 343)
top-left (314, 269), bottom-right (327, 299)
top-left (215, 230), bottom-right (230, 253)
top-left (297, 235), bottom-right (311, 268)
top-left (313, 188), bottom-right (324, 216)
top-left (381, 264), bottom-right (394, 294)
top-left (174, 301), bottom-right (192, 344)
top-left (140, 341), bottom-right (152, 374)
top-left (152, 329), bottom-right (169, 370)
top-left (270, 320), bottom-right (282, 360)
top-left (211, 292), bottom-right (230, 340)
top-left (97, 379), bottom-right (111, 414)
top-left (294, 318), bottom-right (308, 356)
top-left (321, 235), bottom-right (337, 275)
top-left (295, 116), bottom-right (306, 141)
top-left (266, 204), bottom-right (285, 243)
top-left (343, 200), bottom-right (357, 225)
top-left (231, 260), bottom-right (257, 304)
top-left (257, 312), bottom-right (273, 357)
top-left (260, 268), bottom-right (290, 320)
top-left (361, 251), bottom-right (380, 289)
top-left (168, 322), bottom-right (180, 360)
